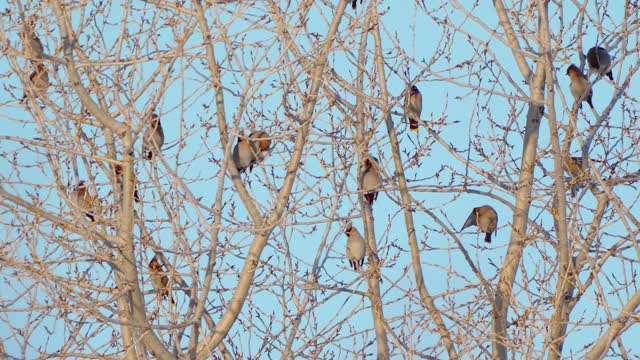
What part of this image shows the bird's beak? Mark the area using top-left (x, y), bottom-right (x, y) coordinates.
top-left (460, 212), bottom-right (476, 231)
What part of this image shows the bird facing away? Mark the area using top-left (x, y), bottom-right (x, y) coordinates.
top-left (566, 64), bottom-right (594, 110)
top-left (587, 46), bottom-right (613, 81)
top-left (21, 63), bottom-right (50, 103)
top-left (114, 164), bottom-right (140, 203)
top-left (232, 132), bottom-right (255, 173)
top-left (564, 156), bottom-right (590, 197)
top-left (71, 181), bottom-right (99, 222)
top-left (249, 130), bottom-right (272, 170)
top-left (345, 222), bottom-right (366, 270)
top-left (149, 256), bottom-right (175, 305)
top-left (405, 85), bottom-right (423, 131)
top-left (360, 156), bottom-right (382, 205)
top-left (142, 113), bottom-right (164, 160)
top-left (461, 205), bottom-right (498, 243)
top-left (20, 21), bottom-right (44, 62)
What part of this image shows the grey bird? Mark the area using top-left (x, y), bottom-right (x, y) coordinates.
top-left (142, 113), bottom-right (164, 160)
top-left (232, 132), bottom-right (255, 173)
top-left (70, 180), bottom-right (99, 222)
top-left (566, 64), bottom-right (594, 110)
top-left (21, 62), bottom-right (49, 103)
top-left (20, 21), bottom-right (44, 62)
top-left (587, 47), bottom-right (613, 81)
top-left (149, 256), bottom-right (175, 305)
top-left (360, 156), bottom-right (382, 205)
top-left (345, 222), bottom-right (366, 270)
top-left (460, 205), bottom-right (498, 243)
top-left (114, 164), bottom-right (140, 203)
top-left (405, 85), bottom-right (422, 131)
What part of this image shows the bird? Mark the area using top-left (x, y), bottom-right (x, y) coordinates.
top-left (405, 85), bottom-right (423, 131)
top-left (70, 180), bottom-right (99, 222)
top-left (587, 46), bottom-right (613, 81)
top-left (345, 222), bottom-right (366, 270)
top-left (20, 21), bottom-right (44, 62)
top-left (249, 130), bottom-right (272, 171)
top-left (566, 64), bottom-right (594, 110)
top-left (232, 132), bottom-right (255, 173)
top-left (20, 62), bottom-right (50, 103)
top-left (564, 156), bottom-right (590, 197)
top-left (352, 0), bottom-right (363, 10)
top-left (149, 256), bottom-right (175, 305)
top-left (460, 205), bottom-right (498, 243)
top-left (360, 156), bottom-right (382, 205)
top-left (142, 113), bottom-right (164, 160)
top-left (114, 164), bottom-right (140, 203)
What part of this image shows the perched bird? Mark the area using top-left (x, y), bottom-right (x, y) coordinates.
top-left (587, 46), bottom-right (613, 81)
top-left (21, 62), bottom-right (50, 103)
top-left (460, 205), bottom-right (498, 243)
top-left (405, 85), bottom-right (423, 131)
top-left (352, 0), bottom-right (363, 10)
top-left (564, 156), bottom-right (590, 197)
top-left (70, 180), bottom-right (99, 222)
top-left (232, 130), bottom-right (272, 173)
top-left (20, 21), bottom-right (44, 62)
top-left (249, 130), bottom-right (272, 170)
top-left (360, 156), bottom-right (382, 205)
top-left (345, 222), bottom-right (366, 270)
top-left (142, 113), bottom-right (164, 160)
top-left (114, 164), bottom-right (140, 203)
top-left (232, 132), bottom-right (255, 173)
top-left (566, 64), bottom-right (594, 110)
top-left (149, 256), bottom-right (175, 305)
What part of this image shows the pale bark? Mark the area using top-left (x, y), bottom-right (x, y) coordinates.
top-left (193, 1), bottom-right (350, 357)
top-left (2, 1), bottom-right (639, 359)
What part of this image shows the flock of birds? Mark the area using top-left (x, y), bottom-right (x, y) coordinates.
top-left (347, 45), bottom-right (616, 272)
top-left (16, 15), bottom-right (614, 304)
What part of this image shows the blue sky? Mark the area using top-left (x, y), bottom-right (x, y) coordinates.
top-left (1, 1), bottom-right (639, 358)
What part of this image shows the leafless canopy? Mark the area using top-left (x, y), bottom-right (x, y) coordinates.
top-left (1, 1), bottom-right (639, 359)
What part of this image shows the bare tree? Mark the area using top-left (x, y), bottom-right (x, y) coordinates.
top-left (1, 0), bottom-right (639, 359)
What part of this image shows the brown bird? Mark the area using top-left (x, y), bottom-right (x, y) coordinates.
top-left (587, 46), bottom-right (613, 81)
top-left (345, 222), bottom-right (366, 271)
top-left (114, 164), bottom-right (140, 203)
top-left (405, 85), bottom-right (423, 131)
top-left (21, 62), bottom-right (50, 103)
top-left (249, 130), bottom-right (272, 171)
top-left (360, 156), bottom-right (382, 205)
top-left (142, 113), bottom-right (164, 160)
top-left (232, 132), bottom-right (255, 173)
top-left (20, 21), bottom-right (44, 62)
top-left (566, 64), bottom-right (594, 110)
top-left (149, 256), bottom-right (175, 305)
top-left (70, 180), bottom-right (99, 222)
top-left (564, 156), bottom-right (590, 197)
top-left (461, 205), bottom-right (498, 243)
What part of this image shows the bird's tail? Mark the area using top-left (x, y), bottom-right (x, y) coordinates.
top-left (484, 232), bottom-right (492, 243)
top-left (409, 119), bottom-right (419, 131)
top-left (365, 193), bottom-right (375, 205)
